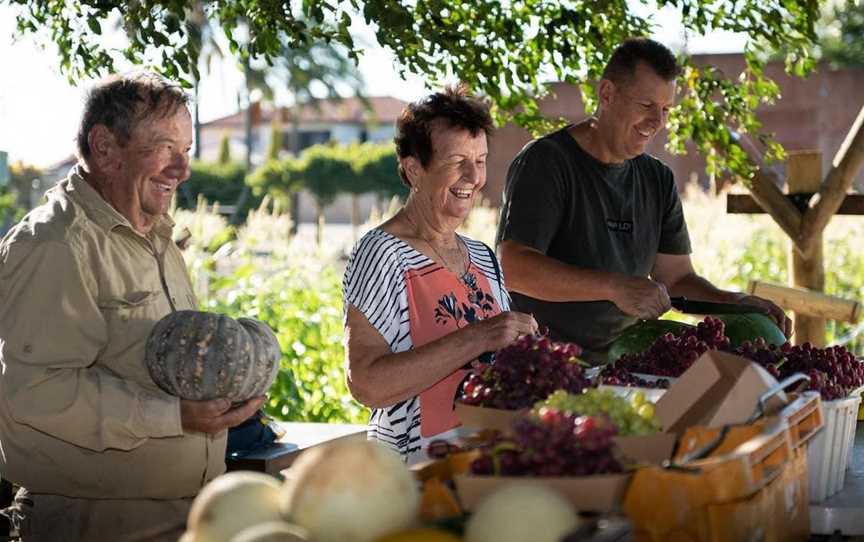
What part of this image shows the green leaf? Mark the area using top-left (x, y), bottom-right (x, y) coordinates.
top-left (86, 17), bottom-right (101, 35)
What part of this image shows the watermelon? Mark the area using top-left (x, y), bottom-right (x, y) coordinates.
top-left (716, 313), bottom-right (787, 348)
top-left (607, 319), bottom-right (694, 363)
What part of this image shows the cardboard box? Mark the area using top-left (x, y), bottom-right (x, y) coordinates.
top-left (448, 351), bottom-right (784, 514)
top-left (458, 351), bottom-right (782, 437)
top-left (655, 350), bottom-right (785, 435)
top-left (453, 402), bottom-right (525, 434)
top-left (452, 432), bottom-right (677, 512)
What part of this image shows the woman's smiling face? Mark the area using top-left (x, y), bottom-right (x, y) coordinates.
top-left (404, 119), bottom-right (488, 225)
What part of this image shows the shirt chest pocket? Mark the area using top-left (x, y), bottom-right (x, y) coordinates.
top-left (99, 290), bottom-right (163, 315)
top-left (97, 291), bottom-right (170, 381)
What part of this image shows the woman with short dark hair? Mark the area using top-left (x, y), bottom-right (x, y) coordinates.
top-left (342, 87), bottom-right (537, 463)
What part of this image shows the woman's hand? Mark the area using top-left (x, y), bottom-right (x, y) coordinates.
top-left (472, 311), bottom-right (539, 352)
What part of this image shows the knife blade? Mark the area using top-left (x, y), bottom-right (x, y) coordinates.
top-left (670, 296), bottom-right (765, 315)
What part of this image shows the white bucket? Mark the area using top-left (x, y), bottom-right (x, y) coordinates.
top-left (806, 394), bottom-right (861, 502)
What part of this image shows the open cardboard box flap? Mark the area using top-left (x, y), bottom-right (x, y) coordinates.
top-left (453, 403), bottom-right (525, 433)
top-left (654, 350), bottom-right (785, 435)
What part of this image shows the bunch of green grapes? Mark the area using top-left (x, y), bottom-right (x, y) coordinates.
top-left (535, 389), bottom-right (660, 436)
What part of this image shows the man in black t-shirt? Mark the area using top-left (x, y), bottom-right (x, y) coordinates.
top-left (495, 38), bottom-right (789, 360)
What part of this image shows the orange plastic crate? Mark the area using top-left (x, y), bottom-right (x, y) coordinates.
top-left (624, 419), bottom-right (808, 542)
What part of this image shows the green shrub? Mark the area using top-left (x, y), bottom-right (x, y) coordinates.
top-left (0, 188), bottom-right (25, 228)
top-left (201, 258), bottom-right (367, 424)
top-left (178, 161), bottom-right (261, 223)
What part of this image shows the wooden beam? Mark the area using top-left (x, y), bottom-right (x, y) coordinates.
top-left (748, 280), bottom-right (861, 323)
top-left (786, 150), bottom-right (823, 193)
top-left (727, 194), bottom-right (864, 215)
top-left (799, 105), bottom-right (864, 257)
top-left (748, 167), bottom-right (804, 251)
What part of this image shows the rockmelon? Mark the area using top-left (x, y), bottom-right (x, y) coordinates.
top-left (186, 471), bottom-right (284, 542)
top-left (282, 440), bottom-right (420, 542)
top-left (465, 483), bottom-right (579, 542)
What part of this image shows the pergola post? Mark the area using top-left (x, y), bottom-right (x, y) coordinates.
top-left (786, 151), bottom-right (826, 346)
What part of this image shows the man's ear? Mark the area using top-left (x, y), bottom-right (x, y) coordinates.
top-left (88, 125), bottom-right (121, 174)
top-left (597, 78), bottom-right (617, 110)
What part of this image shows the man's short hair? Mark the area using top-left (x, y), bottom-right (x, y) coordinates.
top-left (394, 85), bottom-right (493, 186)
top-left (76, 72), bottom-right (190, 159)
top-left (602, 38), bottom-right (681, 84)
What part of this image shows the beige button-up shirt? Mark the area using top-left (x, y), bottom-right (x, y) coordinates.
top-left (0, 166), bottom-right (225, 499)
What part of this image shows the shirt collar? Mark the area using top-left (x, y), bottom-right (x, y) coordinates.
top-left (63, 164), bottom-right (175, 239)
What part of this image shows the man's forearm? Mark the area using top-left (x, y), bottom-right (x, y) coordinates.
top-left (500, 245), bottom-right (620, 302)
top-left (664, 272), bottom-right (744, 303)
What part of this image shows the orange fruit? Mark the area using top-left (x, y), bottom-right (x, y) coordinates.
top-left (419, 478), bottom-right (462, 521)
top-left (375, 528), bottom-right (461, 542)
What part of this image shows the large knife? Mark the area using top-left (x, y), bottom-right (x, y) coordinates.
top-left (670, 296), bottom-right (765, 315)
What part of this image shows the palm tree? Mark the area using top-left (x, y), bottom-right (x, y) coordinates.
top-left (248, 36), bottom-right (366, 232)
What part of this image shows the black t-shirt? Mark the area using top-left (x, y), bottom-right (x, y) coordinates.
top-left (495, 126), bottom-right (692, 352)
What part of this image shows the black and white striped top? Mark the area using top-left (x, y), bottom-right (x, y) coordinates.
top-left (342, 228), bottom-right (510, 462)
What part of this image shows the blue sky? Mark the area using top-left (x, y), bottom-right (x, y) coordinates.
top-left (0, 4), bottom-right (747, 168)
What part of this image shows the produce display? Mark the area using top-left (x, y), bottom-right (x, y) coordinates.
top-left (469, 409), bottom-right (622, 476)
top-left (459, 334), bottom-right (590, 409)
top-left (179, 305), bottom-right (860, 542)
top-left (538, 389), bottom-right (659, 436)
top-left (601, 316), bottom-right (729, 380)
top-left (734, 339), bottom-right (864, 400)
top-left (606, 319), bottom-right (694, 364)
top-left (145, 310), bottom-right (281, 401)
top-left (602, 312), bottom-right (864, 402)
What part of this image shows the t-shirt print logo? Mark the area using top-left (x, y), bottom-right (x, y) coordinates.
top-left (606, 219), bottom-right (633, 233)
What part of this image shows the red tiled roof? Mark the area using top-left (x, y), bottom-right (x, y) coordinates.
top-left (202, 96), bottom-right (407, 129)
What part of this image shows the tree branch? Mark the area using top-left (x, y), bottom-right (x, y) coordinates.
top-left (723, 134), bottom-right (803, 251)
top-left (799, 105), bottom-right (864, 257)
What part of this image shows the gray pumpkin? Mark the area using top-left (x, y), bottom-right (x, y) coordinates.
top-left (145, 310), bottom-right (281, 401)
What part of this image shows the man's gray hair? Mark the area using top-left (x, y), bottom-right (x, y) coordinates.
top-left (76, 72), bottom-right (190, 159)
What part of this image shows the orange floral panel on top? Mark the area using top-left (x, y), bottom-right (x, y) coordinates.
top-left (404, 262), bottom-right (502, 438)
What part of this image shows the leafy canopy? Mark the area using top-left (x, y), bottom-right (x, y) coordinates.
top-left (7, 0), bottom-right (822, 179)
top-left (818, 0), bottom-right (864, 69)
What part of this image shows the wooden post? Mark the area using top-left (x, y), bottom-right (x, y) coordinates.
top-left (786, 151), bottom-right (826, 346)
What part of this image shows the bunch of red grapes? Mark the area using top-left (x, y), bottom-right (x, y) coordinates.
top-left (734, 339), bottom-right (864, 401)
top-left (470, 408), bottom-right (623, 476)
top-left (597, 368), bottom-right (671, 389)
top-left (459, 334), bottom-right (591, 409)
top-left (600, 316), bottom-right (729, 381)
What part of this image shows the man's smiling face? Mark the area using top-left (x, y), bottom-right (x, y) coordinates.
top-left (601, 61), bottom-right (676, 162)
top-left (111, 105), bottom-right (193, 231)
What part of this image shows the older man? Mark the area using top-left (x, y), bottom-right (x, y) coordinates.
top-left (0, 72), bottom-right (263, 541)
top-left (496, 38), bottom-right (790, 361)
